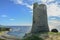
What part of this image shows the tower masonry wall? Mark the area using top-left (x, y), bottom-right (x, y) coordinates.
top-left (31, 3), bottom-right (49, 33)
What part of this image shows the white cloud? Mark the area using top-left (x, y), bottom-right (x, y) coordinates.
top-left (47, 1), bottom-right (60, 31)
top-left (14, 0), bottom-right (23, 4)
top-left (11, 0), bottom-right (33, 10)
top-left (24, 3), bottom-right (33, 9)
top-left (47, 3), bottom-right (60, 16)
top-left (34, 0), bottom-right (55, 4)
top-left (40, 0), bottom-right (48, 3)
top-left (1, 15), bottom-right (7, 17)
top-left (47, 2), bottom-right (60, 31)
top-left (47, 0), bottom-right (55, 3)
top-left (40, 0), bottom-right (54, 3)
top-left (9, 18), bottom-right (15, 21)
top-left (48, 20), bottom-right (60, 32)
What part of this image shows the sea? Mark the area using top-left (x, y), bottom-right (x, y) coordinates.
top-left (3, 26), bottom-right (32, 38)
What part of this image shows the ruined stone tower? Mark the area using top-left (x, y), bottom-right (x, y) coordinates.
top-left (31, 3), bottom-right (49, 33)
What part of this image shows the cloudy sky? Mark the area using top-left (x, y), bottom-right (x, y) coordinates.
top-left (0, 0), bottom-right (60, 31)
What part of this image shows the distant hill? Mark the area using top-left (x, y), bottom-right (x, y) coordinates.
top-left (0, 25), bottom-right (10, 31)
top-left (0, 25), bottom-right (7, 27)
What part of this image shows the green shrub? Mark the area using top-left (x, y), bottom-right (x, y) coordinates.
top-left (23, 35), bottom-right (44, 40)
top-left (0, 39), bottom-right (5, 40)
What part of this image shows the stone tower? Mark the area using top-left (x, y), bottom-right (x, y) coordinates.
top-left (31, 3), bottom-right (49, 34)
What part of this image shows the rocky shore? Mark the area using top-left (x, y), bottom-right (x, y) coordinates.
top-left (0, 34), bottom-right (20, 40)
top-left (0, 30), bottom-right (20, 40)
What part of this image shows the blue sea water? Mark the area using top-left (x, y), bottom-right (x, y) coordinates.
top-left (5, 26), bottom-right (31, 38)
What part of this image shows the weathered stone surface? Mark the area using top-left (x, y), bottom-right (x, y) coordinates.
top-left (31, 3), bottom-right (49, 33)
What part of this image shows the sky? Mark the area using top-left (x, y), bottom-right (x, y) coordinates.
top-left (0, 0), bottom-right (60, 31)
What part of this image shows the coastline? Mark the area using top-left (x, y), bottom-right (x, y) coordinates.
top-left (0, 31), bottom-right (21, 40)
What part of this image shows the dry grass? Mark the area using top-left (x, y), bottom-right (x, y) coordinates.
top-left (39, 32), bottom-right (60, 40)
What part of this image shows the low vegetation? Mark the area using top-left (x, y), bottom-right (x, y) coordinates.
top-left (0, 39), bottom-right (5, 40)
top-left (0, 27), bottom-right (10, 31)
top-left (0, 26), bottom-right (10, 40)
top-left (23, 35), bottom-right (44, 40)
top-left (0, 25), bottom-right (10, 32)
top-left (23, 32), bottom-right (60, 40)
